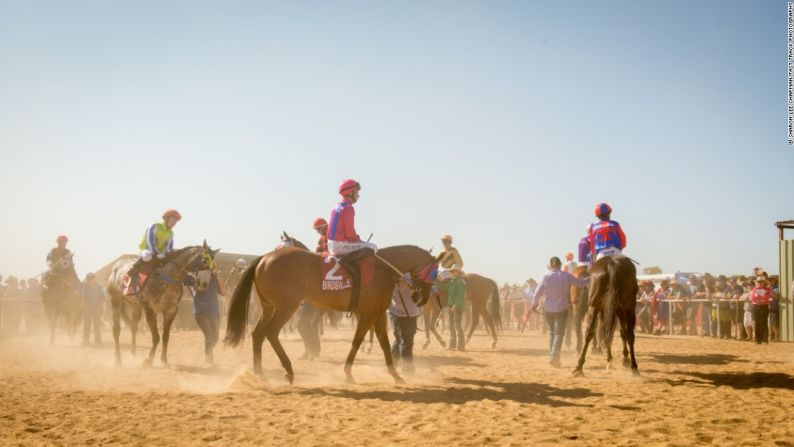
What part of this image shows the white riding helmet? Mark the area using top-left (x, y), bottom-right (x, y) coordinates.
top-left (441, 234), bottom-right (453, 243)
top-left (235, 258), bottom-right (248, 268)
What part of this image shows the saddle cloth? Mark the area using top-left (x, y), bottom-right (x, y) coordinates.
top-left (595, 247), bottom-right (622, 261)
top-left (122, 264), bottom-right (152, 296)
top-left (320, 254), bottom-right (375, 292)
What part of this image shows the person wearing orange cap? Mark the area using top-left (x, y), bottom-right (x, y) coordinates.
top-left (127, 209), bottom-right (182, 290)
top-left (313, 218), bottom-right (329, 253)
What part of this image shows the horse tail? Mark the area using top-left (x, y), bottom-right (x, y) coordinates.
top-left (599, 258), bottom-right (622, 349)
top-left (224, 255), bottom-right (263, 347)
top-left (489, 279), bottom-right (501, 328)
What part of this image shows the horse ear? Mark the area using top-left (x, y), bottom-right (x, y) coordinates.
top-left (212, 248), bottom-right (221, 257)
top-left (203, 239), bottom-right (208, 249)
top-left (428, 247), bottom-right (434, 254)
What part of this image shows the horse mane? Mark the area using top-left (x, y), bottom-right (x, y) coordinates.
top-left (379, 244), bottom-right (428, 254)
top-left (165, 246), bottom-right (200, 260)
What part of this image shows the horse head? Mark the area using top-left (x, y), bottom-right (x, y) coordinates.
top-left (378, 245), bottom-right (439, 308)
top-left (163, 241), bottom-right (220, 288)
top-left (279, 232), bottom-right (309, 251)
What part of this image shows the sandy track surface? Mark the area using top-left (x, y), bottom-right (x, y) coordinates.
top-left (2, 324), bottom-right (793, 446)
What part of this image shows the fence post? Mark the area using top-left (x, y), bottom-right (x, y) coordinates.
top-left (716, 299), bottom-right (721, 338)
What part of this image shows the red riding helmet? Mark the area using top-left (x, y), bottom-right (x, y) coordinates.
top-left (162, 209), bottom-right (182, 221)
top-left (56, 235), bottom-right (68, 243)
top-left (313, 217), bottom-right (328, 229)
top-left (594, 203), bottom-right (612, 219)
top-left (338, 179), bottom-right (361, 196)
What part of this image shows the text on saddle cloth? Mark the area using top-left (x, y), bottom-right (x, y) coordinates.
top-left (320, 254), bottom-right (375, 291)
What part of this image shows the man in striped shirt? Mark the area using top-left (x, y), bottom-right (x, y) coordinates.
top-left (532, 257), bottom-right (589, 367)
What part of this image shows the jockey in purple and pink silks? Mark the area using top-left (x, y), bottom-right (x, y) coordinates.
top-left (326, 179), bottom-right (377, 257)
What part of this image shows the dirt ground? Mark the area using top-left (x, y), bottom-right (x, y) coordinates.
top-left (1, 322), bottom-right (793, 446)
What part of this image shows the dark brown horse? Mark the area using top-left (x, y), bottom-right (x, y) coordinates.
top-left (422, 273), bottom-right (501, 349)
top-left (40, 255), bottom-right (82, 345)
top-left (225, 245), bottom-right (437, 384)
top-left (573, 255), bottom-right (639, 376)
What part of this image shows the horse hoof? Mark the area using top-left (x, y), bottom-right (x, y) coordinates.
top-left (632, 368), bottom-right (640, 376)
top-left (491, 341), bottom-right (497, 349)
top-left (572, 368), bottom-right (584, 377)
top-left (345, 376), bottom-right (356, 385)
top-left (394, 376), bottom-right (406, 385)
top-left (142, 359), bottom-right (153, 368)
top-left (285, 373), bottom-right (294, 385)
top-left (115, 359), bottom-right (122, 368)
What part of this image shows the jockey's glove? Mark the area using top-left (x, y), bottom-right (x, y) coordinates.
top-left (182, 276), bottom-right (196, 287)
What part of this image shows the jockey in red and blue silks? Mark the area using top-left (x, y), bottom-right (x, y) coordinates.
top-left (587, 203), bottom-right (627, 261)
top-left (326, 179), bottom-right (378, 257)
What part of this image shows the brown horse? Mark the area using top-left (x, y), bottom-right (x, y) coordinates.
top-left (573, 255), bottom-right (639, 376)
top-left (422, 273), bottom-right (501, 349)
top-left (225, 245), bottom-right (437, 384)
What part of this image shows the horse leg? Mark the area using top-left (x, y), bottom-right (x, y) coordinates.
top-left (617, 309), bottom-right (630, 367)
top-left (626, 309), bottom-right (639, 374)
top-left (430, 307), bottom-right (446, 348)
top-left (366, 328), bottom-right (375, 354)
top-left (160, 309), bottom-right (178, 366)
top-left (466, 305), bottom-right (481, 343)
top-left (573, 307), bottom-right (599, 377)
top-left (422, 310), bottom-right (432, 349)
top-left (47, 307), bottom-right (56, 346)
top-left (604, 320), bottom-right (614, 370)
top-left (265, 306), bottom-right (297, 384)
top-left (129, 305), bottom-right (141, 356)
top-left (344, 313), bottom-right (376, 384)
top-left (481, 309), bottom-right (498, 349)
top-left (373, 312), bottom-right (404, 384)
top-left (252, 305), bottom-right (275, 376)
top-left (111, 297), bottom-right (122, 365)
top-left (143, 308), bottom-right (160, 367)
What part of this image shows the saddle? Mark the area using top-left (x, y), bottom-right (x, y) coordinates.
top-left (122, 264), bottom-right (152, 296)
top-left (321, 249), bottom-right (375, 312)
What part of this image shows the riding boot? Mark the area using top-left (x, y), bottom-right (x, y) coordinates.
top-left (340, 258), bottom-right (361, 313)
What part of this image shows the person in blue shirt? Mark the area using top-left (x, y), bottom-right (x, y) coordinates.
top-left (193, 266), bottom-right (228, 364)
top-left (82, 273), bottom-right (105, 346)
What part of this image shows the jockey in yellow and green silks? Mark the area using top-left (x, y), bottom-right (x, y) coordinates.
top-left (127, 209), bottom-right (182, 287)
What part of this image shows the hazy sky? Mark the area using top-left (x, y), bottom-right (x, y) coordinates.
top-left (0, 1), bottom-right (790, 284)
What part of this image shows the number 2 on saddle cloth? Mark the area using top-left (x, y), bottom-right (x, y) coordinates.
top-left (122, 264), bottom-right (153, 296)
top-left (320, 251), bottom-right (376, 312)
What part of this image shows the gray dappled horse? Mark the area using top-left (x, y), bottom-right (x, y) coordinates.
top-left (106, 242), bottom-right (218, 366)
top-left (41, 254), bottom-right (82, 344)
